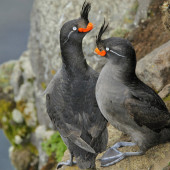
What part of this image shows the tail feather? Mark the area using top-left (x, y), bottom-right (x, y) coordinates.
top-left (75, 154), bottom-right (96, 169)
top-left (69, 134), bottom-right (96, 154)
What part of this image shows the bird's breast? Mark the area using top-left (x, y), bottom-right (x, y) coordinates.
top-left (96, 64), bottom-right (129, 120)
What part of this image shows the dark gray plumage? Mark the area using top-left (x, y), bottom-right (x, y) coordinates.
top-left (95, 21), bottom-right (170, 167)
top-left (45, 2), bottom-right (108, 169)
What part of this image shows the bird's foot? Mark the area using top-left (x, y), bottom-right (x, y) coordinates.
top-left (100, 142), bottom-right (143, 167)
top-left (57, 160), bottom-right (76, 169)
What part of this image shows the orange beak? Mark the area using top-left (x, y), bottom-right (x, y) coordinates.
top-left (78, 22), bottom-right (94, 33)
top-left (94, 48), bottom-right (106, 56)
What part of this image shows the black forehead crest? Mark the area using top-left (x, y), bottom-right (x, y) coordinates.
top-left (80, 1), bottom-right (91, 22)
top-left (96, 19), bottom-right (109, 45)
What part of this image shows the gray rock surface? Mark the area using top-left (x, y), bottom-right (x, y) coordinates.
top-left (31, 125), bottom-right (55, 170)
top-left (134, 0), bottom-right (152, 26)
top-left (10, 51), bottom-right (35, 102)
top-left (28, 0), bottom-right (137, 86)
top-left (159, 84), bottom-right (170, 99)
top-left (159, 84), bottom-right (170, 111)
top-left (136, 40), bottom-right (170, 92)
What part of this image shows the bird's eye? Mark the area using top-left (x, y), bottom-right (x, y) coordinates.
top-left (106, 47), bottom-right (109, 51)
top-left (73, 27), bottom-right (77, 31)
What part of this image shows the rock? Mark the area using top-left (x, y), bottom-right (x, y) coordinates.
top-left (10, 147), bottom-right (38, 170)
top-left (14, 135), bottom-right (23, 145)
top-left (24, 102), bottom-right (37, 127)
top-left (161, 0), bottom-right (170, 32)
top-left (9, 146), bottom-right (14, 158)
top-left (32, 125), bottom-right (49, 169)
top-left (10, 52), bottom-right (35, 103)
top-left (41, 156), bottom-right (57, 170)
top-left (35, 125), bottom-right (47, 140)
top-left (1, 116), bottom-right (7, 123)
top-left (10, 51), bottom-right (35, 97)
top-left (30, 125), bottom-right (55, 169)
top-left (14, 82), bottom-right (35, 102)
top-left (34, 125), bottom-right (54, 142)
top-left (10, 60), bottom-right (23, 97)
top-left (0, 60), bottom-right (16, 94)
top-left (12, 109), bottom-right (24, 124)
top-left (59, 125), bottom-right (170, 170)
top-left (136, 40), bottom-right (170, 92)
top-left (134, 0), bottom-right (152, 26)
top-left (33, 125), bottom-right (55, 141)
top-left (159, 84), bottom-right (170, 99)
top-left (34, 90), bottom-right (52, 127)
top-left (159, 84), bottom-right (170, 111)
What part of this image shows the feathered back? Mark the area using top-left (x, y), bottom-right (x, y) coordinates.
top-left (96, 19), bottom-right (109, 45)
top-left (80, 1), bottom-right (91, 22)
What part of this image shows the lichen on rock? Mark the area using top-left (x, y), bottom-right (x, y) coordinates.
top-left (9, 146), bottom-right (38, 170)
top-left (12, 109), bottom-right (24, 124)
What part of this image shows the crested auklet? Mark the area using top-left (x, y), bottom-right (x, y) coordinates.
top-left (94, 21), bottom-right (170, 167)
top-left (45, 2), bottom-right (108, 169)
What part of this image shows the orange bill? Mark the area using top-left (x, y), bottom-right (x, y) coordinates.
top-left (78, 22), bottom-right (94, 32)
top-left (95, 48), bottom-right (106, 56)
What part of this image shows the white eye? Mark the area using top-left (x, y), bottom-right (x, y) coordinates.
top-left (73, 27), bottom-right (77, 31)
top-left (106, 47), bottom-right (109, 51)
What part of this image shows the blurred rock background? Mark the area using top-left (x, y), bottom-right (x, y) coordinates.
top-left (0, 0), bottom-right (169, 170)
top-left (0, 0), bottom-right (34, 170)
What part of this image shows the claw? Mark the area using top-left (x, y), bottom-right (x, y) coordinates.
top-left (57, 152), bottom-right (76, 169)
top-left (57, 160), bottom-right (76, 169)
top-left (100, 142), bottom-right (143, 167)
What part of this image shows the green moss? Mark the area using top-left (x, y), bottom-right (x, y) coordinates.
top-left (41, 82), bottom-right (47, 90)
top-left (0, 99), bottom-right (15, 125)
top-left (0, 99), bottom-right (35, 145)
top-left (130, 0), bottom-right (138, 16)
top-left (0, 62), bottom-right (15, 89)
top-left (28, 143), bottom-right (38, 155)
top-left (4, 119), bottom-right (33, 146)
top-left (41, 132), bottom-right (67, 162)
top-left (124, 17), bottom-right (133, 24)
top-left (16, 143), bottom-right (38, 156)
top-left (112, 28), bottom-right (129, 38)
top-left (164, 95), bottom-right (170, 102)
top-left (16, 101), bottom-right (26, 113)
top-left (28, 78), bottom-right (35, 84)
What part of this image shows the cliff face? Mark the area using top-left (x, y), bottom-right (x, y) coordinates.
top-left (0, 0), bottom-right (170, 170)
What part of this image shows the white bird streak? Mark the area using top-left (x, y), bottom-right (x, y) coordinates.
top-left (63, 30), bottom-right (74, 45)
top-left (110, 50), bottom-right (126, 58)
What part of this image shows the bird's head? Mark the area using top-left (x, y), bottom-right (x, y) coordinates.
top-left (95, 20), bottom-right (136, 71)
top-left (60, 1), bottom-right (93, 45)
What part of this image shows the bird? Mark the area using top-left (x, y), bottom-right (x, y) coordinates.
top-left (45, 2), bottom-right (108, 169)
top-left (94, 20), bottom-right (170, 167)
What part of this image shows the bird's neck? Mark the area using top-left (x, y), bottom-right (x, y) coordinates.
top-left (60, 41), bottom-right (88, 74)
top-left (106, 61), bottom-right (136, 83)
